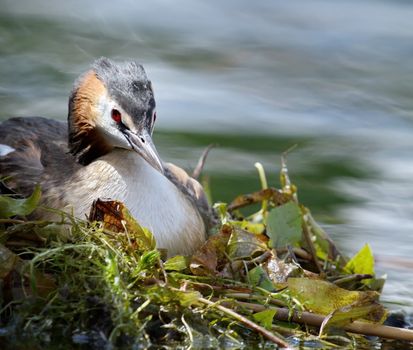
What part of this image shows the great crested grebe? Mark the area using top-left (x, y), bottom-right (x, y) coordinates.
top-left (0, 57), bottom-right (212, 255)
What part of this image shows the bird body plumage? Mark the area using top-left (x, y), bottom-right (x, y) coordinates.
top-left (0, 58), bottom-right (211, 255)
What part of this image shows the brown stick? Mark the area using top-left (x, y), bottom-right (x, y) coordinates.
top-left (302, 221), bottom-right (323, 273)
top-left (277, 247), bottom-right (313, 261)
top-left (0, 219), bottom-right (27, 224)
top-left (232, 301), bottom-right (413, 342)
top-left (332, 274), bottom-right (373, 286)
top-left (192, 144), bottom-right (215, 179)
top-left (228, 188), bottom-right (289, 212)
top-left (223, 293), bottom-right (287, 307)
top-left (199, 297), bottom-right (293, 349)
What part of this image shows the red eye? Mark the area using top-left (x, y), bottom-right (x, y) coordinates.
top-left (111, 109), bottom-right (122, 123)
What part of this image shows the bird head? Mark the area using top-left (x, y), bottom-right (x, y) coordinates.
top-left (68, 57), bottom-right (162, 173)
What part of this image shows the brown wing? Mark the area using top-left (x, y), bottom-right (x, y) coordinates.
top-left (0, 117), bottom-right (77, 196)
top-left (163, 162), bottom-right (216, 231)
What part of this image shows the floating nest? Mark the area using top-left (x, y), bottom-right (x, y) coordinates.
top-left (0, 159), bottom-right (412, 349)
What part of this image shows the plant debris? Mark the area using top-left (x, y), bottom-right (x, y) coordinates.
top-left (0, 160), bottom-right (412, 349)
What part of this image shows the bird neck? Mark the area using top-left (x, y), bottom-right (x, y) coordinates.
top-left (67, 71), bottom-right (111, 165)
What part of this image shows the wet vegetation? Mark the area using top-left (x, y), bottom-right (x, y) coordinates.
top-left (0, 159), bottom-right (412, 349)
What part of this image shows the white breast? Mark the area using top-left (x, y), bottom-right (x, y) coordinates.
top-left (64, 149), bottom-right (205, 256)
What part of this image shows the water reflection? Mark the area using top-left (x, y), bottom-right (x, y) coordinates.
top-left (0, 0), bottom-right (412, 311)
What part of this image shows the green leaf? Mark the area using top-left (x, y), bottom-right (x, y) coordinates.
top-left (344, 244), bottom-right (375, 276)
top-left (146, 285), bottom-right (201, 307)
top-left (253, 309), bottom-right (277, 329)
top-left (266, 201), bottom-right (302, 248)
top-left (138, 250), bottom-right (160, 271)
top-left (248, 266), bottom-right (275, 292)
top-left (232, 220), bottom-right (265, 235)
top-left (164, 255), bottom-right (189, 271)
top-left (288, 277), bottom-right (381, 316)
top-left (319, 302), bottom-right (387, 336)
top-left (227, 226), bottom-right (267, 260)
top-left (0, 185), bottom-right (41, 218)
top-left (213, 202), bottom-right (229, 224)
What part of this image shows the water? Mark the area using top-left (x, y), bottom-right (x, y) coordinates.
top-left (1, 0), bottom-right (413, 314)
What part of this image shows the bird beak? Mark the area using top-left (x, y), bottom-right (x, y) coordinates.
top-left (123, 128), bottom-right (164, 173)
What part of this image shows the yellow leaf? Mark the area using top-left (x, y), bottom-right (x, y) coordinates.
top-left (344, 244), bottom-right (375, 276)
top-left (288, 277), bottom-right (380, 315)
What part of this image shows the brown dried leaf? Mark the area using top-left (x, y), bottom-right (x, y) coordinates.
top-left (89, 199), bottom-right (125, 232)
top-left (89, 199), bottom-right (155, 251)
top-left (190, 224), bottom-right (232, 276)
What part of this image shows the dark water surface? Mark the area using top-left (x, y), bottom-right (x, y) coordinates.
top-left (1, 0), bottom-right (413, 316)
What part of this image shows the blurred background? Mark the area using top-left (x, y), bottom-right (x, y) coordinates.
top-left (0, 0), bottom-right (412, 312)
